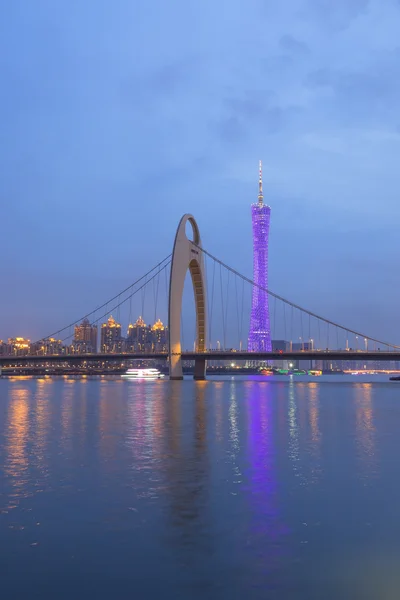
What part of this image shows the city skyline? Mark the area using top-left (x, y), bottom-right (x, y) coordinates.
top-left (0, 314), bottom-right (169, 356)
top-left (1, 1), bottom-right (400, 343)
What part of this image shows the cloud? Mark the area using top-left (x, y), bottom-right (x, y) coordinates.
top-left (146, 60), bottom-right (196, 94)
top-left (224, 89), bottom-right (275, 119)
top-left (305, 49), bottom-right (400, 126)
top-left (216, 116), bottom-right (245, 144)
top-left (279, 34), bottom-right (309, 55)
top-left (303, 0), bottom-right (370, 30)
top-left (212, 89), bottom-right (303, 145)
top-left (120, 56), bottom-right (201, 109)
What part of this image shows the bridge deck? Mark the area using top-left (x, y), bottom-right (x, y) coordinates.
top-left (1, 351), bottom-right (400, 365)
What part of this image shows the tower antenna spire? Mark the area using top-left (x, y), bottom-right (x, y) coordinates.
top-left (258, 159), bottom-right (263, 205)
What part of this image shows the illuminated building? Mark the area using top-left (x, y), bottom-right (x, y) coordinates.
top-left (7, 337), bottom-right (31, 356)
top-left (151, 318), bottom-right (168, 352)
top-left (100, 315), bottom-right (123, 353)
top-left (126, 316), bottom-right (149, 352)
top-left (248, 161), bottom-right (272, 352)
top-left (28, 337), bottom-right (65, 355)
top-left (73, 318), bottom-right (98, 353)
top-left (126, 317), bottom-right (169, 353)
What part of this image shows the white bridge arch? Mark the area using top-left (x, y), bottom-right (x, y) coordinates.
top-left (168, 214), bottom-right (207, 380)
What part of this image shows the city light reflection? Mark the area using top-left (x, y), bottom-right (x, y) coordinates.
top-left (245, 381), bottom-right (289, 573)
top-left (4, 386), bottom-right (30, 507)
top-left (354, 383), bottom-right (377, 480)
top-left (33, 378), bottom-right (53, 474)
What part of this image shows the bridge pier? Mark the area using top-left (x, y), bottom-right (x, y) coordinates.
top-left (168, 214), bottom-right (207, 383)
top-left (193, 356), bottom-right (206, 380)
top-left (169, 354), bottom-right (183, 380)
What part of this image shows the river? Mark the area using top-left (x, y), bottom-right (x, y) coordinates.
top-left (1, 375), bottom-right (400, 598)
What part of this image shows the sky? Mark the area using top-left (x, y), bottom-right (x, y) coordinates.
top-left (1, 0), bottom-right (400, 345)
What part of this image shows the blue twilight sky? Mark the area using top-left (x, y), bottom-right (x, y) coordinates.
top-left (1, 0), bottom-right (400, 344)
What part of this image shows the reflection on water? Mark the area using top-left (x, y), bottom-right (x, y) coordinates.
top-left (288, 380), bottom-right (301, 482)
top-left (228, 379), bottom-right (239, 466)
top-left (0, 377), bottom-right (399, 599)
top-left (4, 386), bottom-right (30, 507)
top-left (308, 382), bottom-right (321, 446)
top-left (246, 382), bottom-right (289, 577)
top-left (354, 383), bottom-right (377, 480)
top-left (61, 381), bottom-right (75, 447)
top-left (214, 380), bottom-right (223, 443)
top-left (34, 379), bottom-right (52, 474)
top-left (306, 382), bottom-right (322, 484)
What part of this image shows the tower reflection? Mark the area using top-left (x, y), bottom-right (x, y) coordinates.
top-left (245, 381), bottom-right (289, 573)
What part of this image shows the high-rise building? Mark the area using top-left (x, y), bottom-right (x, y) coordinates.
top-left (73, 318), bottom-right (98, 352)
top-left (41, 338), bottom-right (65, 355)
top-left (126, 316), bottom-right (149, 352)
top-left (126, 316), bottom-right (169, 353)
top-left (151, 318), bottom-right (168, 352)
top-left (100, 315), bottom-right (123, 353)
top-left (248, 161), bottom-right (272, 352)
top-left (7, 337), bottom-right (31, 356)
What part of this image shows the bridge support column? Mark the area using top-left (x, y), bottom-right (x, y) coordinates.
top-left (193, 356), bottom-right (206, 380)
top-left (168, 214), bottom-right (207, 381)
top-left (170, 354), bottom-right (183, 380)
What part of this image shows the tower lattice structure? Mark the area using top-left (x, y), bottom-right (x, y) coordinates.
top-left (248, 161), bottom-right (272, 352)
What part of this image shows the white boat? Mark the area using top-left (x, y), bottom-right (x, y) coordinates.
top-left (121, 368), bottom-right (165, 380)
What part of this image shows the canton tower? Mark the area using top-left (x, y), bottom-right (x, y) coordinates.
top-left (248, 161), bottom-right (272, 352)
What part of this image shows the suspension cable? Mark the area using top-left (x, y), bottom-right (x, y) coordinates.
top-left (235, 275), bottom-right (240, 348)
top-left (240, 278), bottom-right (245, 350)
top-left (58, 261), bottom-right (171, 345)
top-left (219, 263), bottom-right (226, 350)
top-left (196, 244), bottom-right (400, 350)
top-left (225, 270), bottom-right (230, 349)
top-left (37, 254), bottom-right (171, 343)
top-left (209, 259), bottom-right (216, 349)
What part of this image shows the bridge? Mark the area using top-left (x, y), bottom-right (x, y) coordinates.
top-left (2, 351), bottom-right (400, 366)
top-left (3, 214), bottom-right (399, 379)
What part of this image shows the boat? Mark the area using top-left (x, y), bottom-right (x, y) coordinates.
top-left (389, 376), bottom-right (400, 381)
top-left (121, 368), bottom-right (165, 380)
top-left (260, 369), bottom-right (274, 376)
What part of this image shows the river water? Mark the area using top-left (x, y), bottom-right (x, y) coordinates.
top-left (1, 375), bottom-right (400, 598)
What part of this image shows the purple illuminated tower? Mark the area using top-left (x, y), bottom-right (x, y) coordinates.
top-left (248, 161), bottom-right (272, 352)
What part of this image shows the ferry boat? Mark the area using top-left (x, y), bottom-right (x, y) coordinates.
top-left (121, 368), bottom-right (165, 380)
top-left (260, 369), bottom-right (274, 376)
